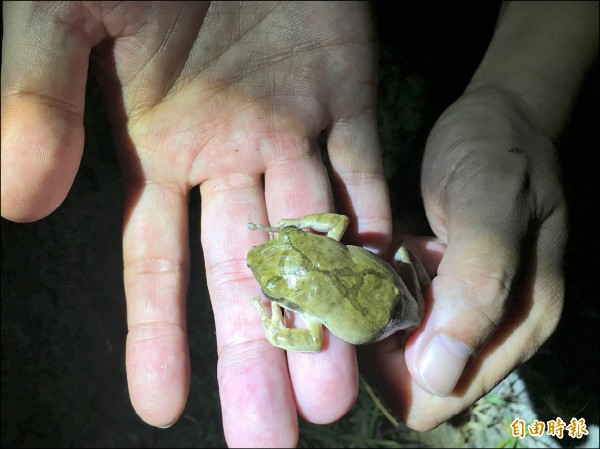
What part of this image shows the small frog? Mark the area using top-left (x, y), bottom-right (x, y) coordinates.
top-left (246, 213), bottom-right (428, 352)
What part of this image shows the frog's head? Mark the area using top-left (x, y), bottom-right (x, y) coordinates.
top-left (247, 243), bottom-right (270, 279)
top-left (247, 236), bottom-right (286, 284)
top-left (247, 226), bottom-right (307, 294)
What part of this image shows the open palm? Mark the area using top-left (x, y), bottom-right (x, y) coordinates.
top-left (2, 2), bottom-right (389, 446)
top-left (4, 2), bottom-right (588, 447)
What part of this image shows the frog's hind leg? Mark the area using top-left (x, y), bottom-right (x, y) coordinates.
top-left (393, 245), bottom-right (430, 326)
top-left (394, 245), bottom-right (430, 292)
top-left (251, 298), bottom-right (323, 352)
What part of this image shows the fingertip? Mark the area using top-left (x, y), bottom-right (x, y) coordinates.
top-left (1, 96), bottom-right (84, 222)
top-left (409, 333), bottom-right (472, 397)
top-left (126, 327), bottom-right (191, 428)
top-left (288, 337), bottom-right (359, 424)
top-left (404, 274), bottom-right (482, 398)
top-left (218, 343), bottom-right (299, 448)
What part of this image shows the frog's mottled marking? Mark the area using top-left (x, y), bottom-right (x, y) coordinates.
top-left (246, 213), bottom-right (426, 351)
top-left (265, 233), bottom-right (402, 343)
top-left (285, 231), bottom-right (398, 317)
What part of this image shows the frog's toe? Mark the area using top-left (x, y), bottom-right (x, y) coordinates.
top-left (394, 245), bottom-right (412, 264)
top-left (251, 297), bottom-right (270, 320)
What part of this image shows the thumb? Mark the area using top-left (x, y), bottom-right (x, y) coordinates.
top-left (1, 2), bottom-right (101, 222)
top-left (405, 155), bottom-right (558, 396)
top-left (408, 229), bottom-right (520, 394)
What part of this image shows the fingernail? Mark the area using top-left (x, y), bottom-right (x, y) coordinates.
top-left (418, 334), bottom-right (471, 396)
top-left (157, 422), bottom-right (175, 429)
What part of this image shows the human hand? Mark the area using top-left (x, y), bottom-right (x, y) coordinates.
top-left (361, 87), bottom-right (567, 430)
top-left (360, 1), bottom-right (598, 431)
top-left (1, 1), bottom-right (390, 446)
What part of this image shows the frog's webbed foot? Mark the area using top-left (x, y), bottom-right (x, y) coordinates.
top-left (276, 213), bottom-right (349, 241)
top-left (251, 297), bottom-right (323, 352)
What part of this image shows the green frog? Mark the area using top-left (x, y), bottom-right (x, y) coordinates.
top-left (246, 213), bottom-right (428, 352)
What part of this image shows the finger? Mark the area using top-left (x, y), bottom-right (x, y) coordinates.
top-left (327, 110), bottom-right (392, 253)
top-left (262, 136), bottom-right (359, 423)
top-left (406, 167), bottom-right (566, 400)
top-left (371, 210), bottom-right (566, 431)
top-left (405, 215), bottom-right (522, 397)
top-left (200, 173), bottom-right (299, 447)
top-left (122, 181), bottom-right (191, 428)
top-left (1, 2), bottom-right (101, 222)
top-left (361, 206), bottom-right (566, 431)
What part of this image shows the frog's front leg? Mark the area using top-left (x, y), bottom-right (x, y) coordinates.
top-left (247, 222), bottom-right (278, 240)
top-left (276, 213), bottom-right (349, 241)
top-left (251, 298), bottom-right (323, 352)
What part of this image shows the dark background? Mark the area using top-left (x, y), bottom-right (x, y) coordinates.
top-left (2, 2), bottom-right (598, 447)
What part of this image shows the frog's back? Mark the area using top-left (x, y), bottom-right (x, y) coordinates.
top-left (283, 237), bottom-right (405, 344)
